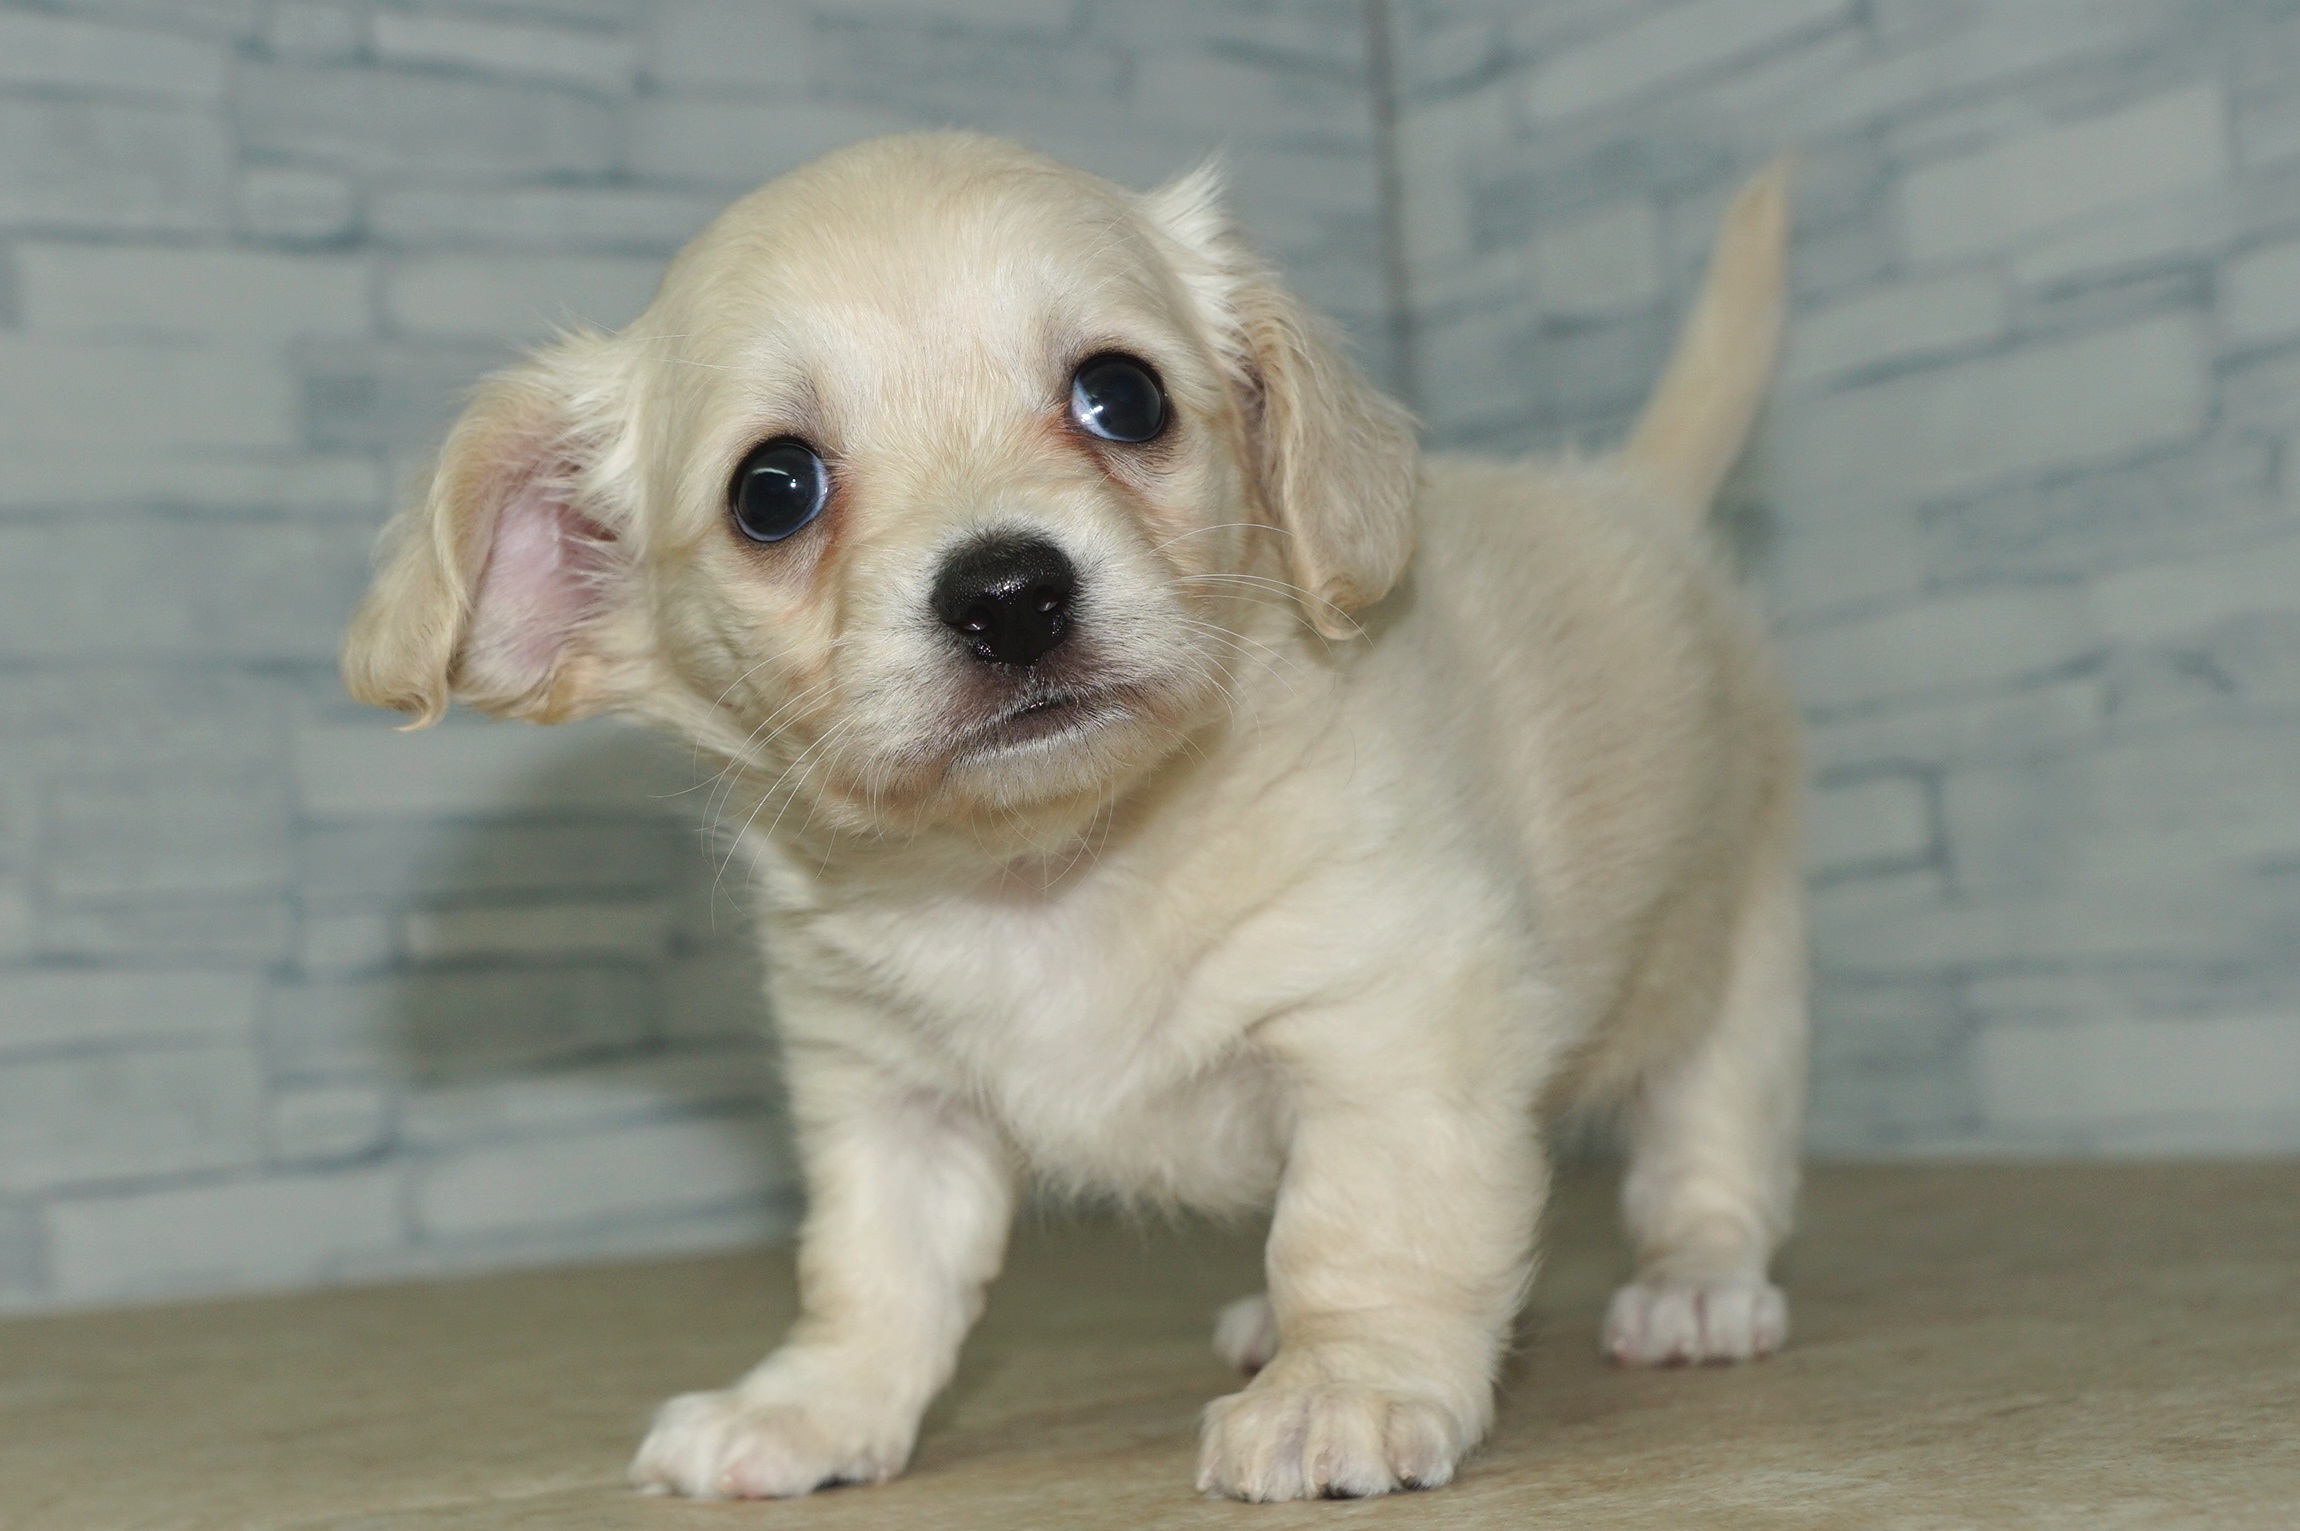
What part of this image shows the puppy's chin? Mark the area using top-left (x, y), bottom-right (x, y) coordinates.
top-left (934, 684), bottom-right (1163, 804)
top-left (954, 683), bottom-right (1133, 756)
top-left (933, 675), bottom-right (1150, 786)
top-left (816, 675), bottom-right (1208, 835)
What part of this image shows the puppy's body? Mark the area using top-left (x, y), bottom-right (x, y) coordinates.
top-left (766, 453), bottom-right (1789, 1203)
top-left (342, 134), bottom-right (1806, 1502)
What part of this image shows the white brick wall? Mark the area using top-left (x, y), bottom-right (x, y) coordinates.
top-left (383, 254), bottom-right (665, 339)
top-left (2221, 238), bottom-right (2300, 348)
top-left (624, 97), bottom-right (921, 187)
top-left (45, 1167), bottom-right (405, 1304)
top-left (1780, 272), bottom-right (2007, 389)
top-left (0, 521), bottom-right (366, 659)
top-left (0, 1048), bottom-right (267, 1193)
top-left (0, 339), bottom-right (299, 448)
top-left (368, 12), bottom-right (641, 93)
top-left (412, 1116), bottom-right (786, 1238)
top-left (17, 245), bottom-right (372, 339)
top-left (1784, 585), bottom-right (2094, 712)
top-left (1898, 87), bottom-right (2230, 265)
top-left (0, 971), bottom-right (259, 1053)
top-left (291, 716), bottom-right (692, 818)
top-left (1530, 202), bottom-right (1665, 318)
top-left (0, 11), bottom-right (232, 104)
top-left (0, 0), bottom-right (1394, 1311)
top-left (402, 900), bottom-right (676, 963)
top-left (1805, 775), bottom-right (1932, 881)
top-left (0, 98), bottom-right (232, 232)
top-left (1522, 0), bottom-right (1853, 124)
top-left (1774, 317), bottom-right (2212, 517)
top-left (366, 184), bottom-right (724, 252)
top-left (1979, 1018), bottom-right (2300, 1152)
top-left (646, 0), bottom-right (815, 90)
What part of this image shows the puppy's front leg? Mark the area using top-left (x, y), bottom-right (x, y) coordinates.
top-left (631, 1032), bottom-right (1014, 1499)
top-left (1199, 972), bottom-right (1547, 1501)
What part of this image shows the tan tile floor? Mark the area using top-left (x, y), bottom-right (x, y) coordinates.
top-left (3, 1164), bottom-right (2295, 1529)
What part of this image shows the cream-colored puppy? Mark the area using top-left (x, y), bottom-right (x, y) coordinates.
top-left (342, 133), bottom-right (1805, 1502)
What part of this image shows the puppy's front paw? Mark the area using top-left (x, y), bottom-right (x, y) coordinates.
top-left (629, 1384), bottom-right (909, 1500)
top-left (1603, 1278), bottom-right (1787, 1365)
top-left (1196, 1366), bottom-right (1470, 1501)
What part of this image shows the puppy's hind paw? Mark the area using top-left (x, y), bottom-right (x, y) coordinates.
top-left (1603, 1278), bottom-right (1787, 1366)
top-left (628, 1386), bottom-right (907, 1500)
top-left (1212, 1293), bottom-right (1278, 1375)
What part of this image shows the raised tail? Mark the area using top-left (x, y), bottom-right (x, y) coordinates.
top-left (1622, 158), bottom-right (1792, 518)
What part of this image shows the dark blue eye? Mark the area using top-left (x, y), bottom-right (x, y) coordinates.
top-left (729, 439), bottom-right (828, 543)
top-left (1069, 353), bottom-right (1166, 443)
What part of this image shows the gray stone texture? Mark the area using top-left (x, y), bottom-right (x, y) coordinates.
top-left (1, 0), bottom-right (2290, 1311)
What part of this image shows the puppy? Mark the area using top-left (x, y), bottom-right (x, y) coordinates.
top-left (341, 133), bottom-right (1806, 1502)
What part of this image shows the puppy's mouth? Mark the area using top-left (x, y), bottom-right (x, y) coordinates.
top-left (953, 685), bottom-right (1131, 757)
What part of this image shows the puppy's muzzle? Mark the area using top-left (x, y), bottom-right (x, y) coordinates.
top-left (934, 534), bottom-right (1076, 668)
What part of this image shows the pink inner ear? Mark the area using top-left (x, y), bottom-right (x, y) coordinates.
top-left (461, 470), bottom-right (613, 702)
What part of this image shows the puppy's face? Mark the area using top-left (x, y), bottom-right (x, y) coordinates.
top-left (632, 152), bottom-right (1262, 823)
top-left (342, 135), bottom-right (1418, 841)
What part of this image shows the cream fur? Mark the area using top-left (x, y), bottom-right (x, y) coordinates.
top-left (341, 134), bottom-right (1807, 1503)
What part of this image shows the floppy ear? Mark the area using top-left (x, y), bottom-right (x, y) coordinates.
top-left (342, 330), bottom-right (639, 726)
top-left (1142, 164), bottom-right (1421, 639)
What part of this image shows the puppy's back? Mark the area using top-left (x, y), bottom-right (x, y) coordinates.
top-left (1357, 163), bottom-right (1798, 1058)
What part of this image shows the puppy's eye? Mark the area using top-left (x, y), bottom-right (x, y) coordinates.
top-left (729, 439), bottom-right (829, 543)
top-left (1069, 353), bottom-right (1166, 443)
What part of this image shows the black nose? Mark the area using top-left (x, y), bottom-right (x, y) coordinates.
top-left (933, 534), bottom-right (1077, 667)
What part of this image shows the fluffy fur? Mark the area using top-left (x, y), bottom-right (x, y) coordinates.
top-left (341, 134), bottom-right (1806, 1503)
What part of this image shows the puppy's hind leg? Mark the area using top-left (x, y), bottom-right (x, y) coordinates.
top-left (1213, 1293), bottom-right (1278, 1375)
top-left (1604, 846), bottom-right (1808, 1366)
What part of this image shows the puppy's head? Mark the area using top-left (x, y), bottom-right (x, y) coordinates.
top-left (343, 134), bottom-right (1417, 836)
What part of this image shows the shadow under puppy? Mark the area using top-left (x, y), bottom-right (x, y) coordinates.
top-left (342, 133), bottom-right (1807, 1503)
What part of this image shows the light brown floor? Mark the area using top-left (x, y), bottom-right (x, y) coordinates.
top-left (2, 1165), bottom-right (2295, 1529)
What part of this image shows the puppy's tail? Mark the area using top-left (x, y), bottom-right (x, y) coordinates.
top-left (1622, 159), bottom-right (1792, 518)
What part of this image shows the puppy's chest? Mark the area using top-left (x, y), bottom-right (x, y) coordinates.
top-left (821, 883), bottom-right (1240, 1079)
top-left (804, 877), bottom-right (1292, 1194)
